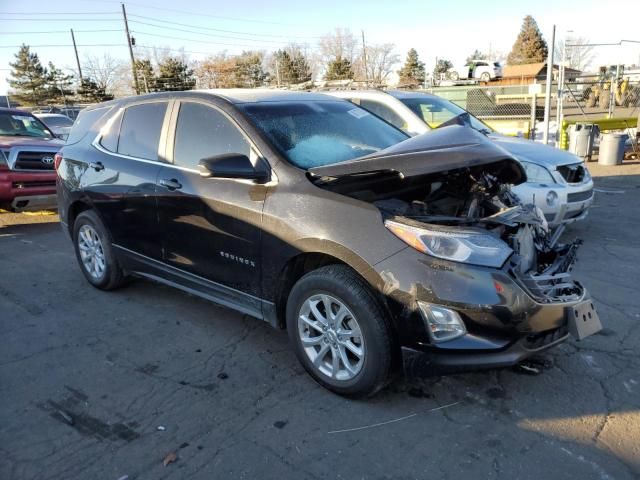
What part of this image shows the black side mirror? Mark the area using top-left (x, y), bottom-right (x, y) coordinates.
top-left (198, 153), bottom-right (269, 183)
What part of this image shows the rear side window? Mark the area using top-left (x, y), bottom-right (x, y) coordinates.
top-left (117, 102), bottom-right (168, 160)
top-left (66, 106), bottom-right (111, 145)
top-left (173, 102), bottom-right (250, 170)
top-left (99, 109), bottom-right (123, 152)
top-left (359, 99), bottom-right (406, 130)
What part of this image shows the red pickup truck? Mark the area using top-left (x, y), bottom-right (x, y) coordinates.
top-left (0, 108), bottom-right (64, 211)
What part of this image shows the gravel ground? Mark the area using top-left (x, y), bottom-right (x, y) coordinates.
top-left (0, 162), bottom-right (639, 480)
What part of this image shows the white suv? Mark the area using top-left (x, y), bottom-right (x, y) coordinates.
top-left (326, 90), bottom-right (594, 227)
top-left (448, 61), bottom-right (503, 82)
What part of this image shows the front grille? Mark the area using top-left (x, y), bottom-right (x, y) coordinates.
top-left (525, 325), bottom-right (569, 349)
top-left (557, 163), bottom-right (586, 183)
top-left (567, 190), bottom-right (593, 203)
top-left (14, 151), bottom-right (57, 171)
top-left (12, 180), bottom-right (56, 189)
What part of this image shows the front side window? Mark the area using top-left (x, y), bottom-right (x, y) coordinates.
top-left (173, 102), bottom-right (250, 170)
top-left (0, 112), bottom-right (53, 139)
top-left (359, 99), bottom-right (406, 131)
top-left (239, 101), bottom-right (407, 169)
top-left (400, 96), bottom-right (493, 133)
top-left (117, 102), bottom-right (168, 160)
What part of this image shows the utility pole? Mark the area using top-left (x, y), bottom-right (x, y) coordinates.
top-left (361, 30), bottom-right (368, 86)
top-left (542, 24), bottom-right (556, 145)
top-left (70, 29), bottom-right (83, 82)
top-left (121, 3), bottom-right (140, 95)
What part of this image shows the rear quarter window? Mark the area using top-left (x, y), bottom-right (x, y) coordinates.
top-left (117, 102), bottom-right (168, 160)
top-left (66, 106), bottom-right (112, 145)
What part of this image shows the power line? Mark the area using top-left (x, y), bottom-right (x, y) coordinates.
top-left (132, 30), bottom-right (300, 48)
top-left (127, 14), bottom-right (321, 40)
top-left (0, 44), bottom-right (124, 48)
top-left (0, 29), bottom-right (123, 34)
top-left (0, 11), bottom-right (117, 15)
top-left (87, 0), bottom-right (298, 26)
top-left (0, 17), bottom-right (122, 22)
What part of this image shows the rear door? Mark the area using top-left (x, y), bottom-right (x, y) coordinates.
top-left (87, 100), bottom-right (171, 260)
top-left (157, 100), bottom-right (267, 299)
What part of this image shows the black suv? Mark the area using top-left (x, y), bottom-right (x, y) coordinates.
top-left (57, 90), bottom-right (601, 397)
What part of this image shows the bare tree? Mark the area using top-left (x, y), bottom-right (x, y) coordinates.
top-left (194, 53), bottom-right (238, 88)
top-left (362, 43), bottom-right (399, 85)
top-left (555, 36), bottom-right (596, 72)
top-left (319, 28), bottom-right (358, 64)
top-left (82, 53), bottom-right (128, 95)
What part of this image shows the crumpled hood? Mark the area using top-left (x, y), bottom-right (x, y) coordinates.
top-left (488, 133), bottom-right (582, 168)
top-left (309, 125), bottom-right (525, 184)
top-left (0, 135), bottom-right (64, 149)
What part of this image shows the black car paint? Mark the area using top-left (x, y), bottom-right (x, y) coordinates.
top-left (58, 90), bottom-right (586, 371)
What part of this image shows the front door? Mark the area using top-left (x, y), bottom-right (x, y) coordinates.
top-left (157, 101), bottom-right (267, 299)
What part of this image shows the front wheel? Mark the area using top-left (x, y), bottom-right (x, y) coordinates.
top-left (286, 265), bottom-right (395, 397)
top-left (480, 72), bottom-right (491, 82)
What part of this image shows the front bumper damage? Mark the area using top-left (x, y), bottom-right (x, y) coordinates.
top-left (375, 235), bottom-right (601, 374)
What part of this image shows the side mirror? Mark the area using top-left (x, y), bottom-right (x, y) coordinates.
top-left (198, 153), bottom-right (269, 183)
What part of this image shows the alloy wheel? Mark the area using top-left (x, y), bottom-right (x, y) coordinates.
top-left (77, 224), bottom-right (106, 280)
top-left (297, 293), bottom-right (365, 381)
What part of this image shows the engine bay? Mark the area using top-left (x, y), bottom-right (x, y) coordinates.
top-left (314, 160), bottom-right (583, 303)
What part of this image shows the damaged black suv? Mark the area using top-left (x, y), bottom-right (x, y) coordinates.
top-left (57, 90), bottom-right (602, 397)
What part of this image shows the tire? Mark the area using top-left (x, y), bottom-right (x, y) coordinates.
top-left (73, 210), bottom-right (126, 290)
top-left (448, 70), bottom-right (459, 81)
top-left (286, 265), bottom-right (395, 397)
top-left (480, 72), bottom-right (491, 82)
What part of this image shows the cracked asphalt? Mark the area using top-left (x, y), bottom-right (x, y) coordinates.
top-left (1, 163), bottom-right (639, 480)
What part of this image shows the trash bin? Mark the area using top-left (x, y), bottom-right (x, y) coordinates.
top-left (568, 123), bottom-right (599, 160)
top-left (598, 132), bottom-right (628, 166)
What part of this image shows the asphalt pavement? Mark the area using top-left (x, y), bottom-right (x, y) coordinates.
top-left (1, 163), bottom-right (639, 480)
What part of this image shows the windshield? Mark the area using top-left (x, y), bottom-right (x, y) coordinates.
top-left (400, 97), bottom-right (493, 134)
top-left (239, 101), bottom-right (408, 169)
top-left (0, 112), bottom-right (54, 138)
top-left (40, 115), bottom-right (73, 128)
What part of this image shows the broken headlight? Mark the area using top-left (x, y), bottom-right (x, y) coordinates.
top-left (385, 220), bottom-right (513, 268)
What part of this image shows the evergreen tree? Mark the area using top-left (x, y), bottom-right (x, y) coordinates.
top-left (507, 15), bottom-right (548, 65)
top-left (397, 48), bottom-right (425, 86)
top-left (8, 45), bottom-right (49, 105)
top-left (324, 56), bottom-right (353, 80)
top-left (466, 49), bottom-right (488, 64)
top-left (433, 59), bottom-right (453, 81)
top-left (155, 57), bottom-right (195, 91)
top-left (135, 59), bottom-right (156, 93)
top-left (272, 48), bottom-right (312, 86)
top-left (235, 51), bottom-right (268, 88)
top-left (77, 78), bottom-right (114, 103)
top-left (46, 62), bottom-right (74, 105)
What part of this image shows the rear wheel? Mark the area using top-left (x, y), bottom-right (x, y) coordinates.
top-left (480, 72), bottom-right (491, 82)
top-left (286, 265), bottom-right (395, 397)
top-left (73, 210), bottom-right (126, 290)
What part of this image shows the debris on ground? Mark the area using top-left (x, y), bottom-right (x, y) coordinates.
top-left (162, 451), bottom-right (178, 466)
top-left (217, 372), bottom-right (229, 380)
top-left (157, 425), bottom-right (166, 431)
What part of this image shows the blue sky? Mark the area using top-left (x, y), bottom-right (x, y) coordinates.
top-left (1, 0), bottom-right (639, 94)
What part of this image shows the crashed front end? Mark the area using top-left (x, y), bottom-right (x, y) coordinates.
top-left (310, 126), bottom-right (602, 372)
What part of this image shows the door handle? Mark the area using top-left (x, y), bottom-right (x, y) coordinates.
top-left (159, 178), bottom-right (182, 190)
top-left (89, 161), bottom-right (104, 172)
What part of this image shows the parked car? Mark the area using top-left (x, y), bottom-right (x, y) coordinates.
top-left (327, 90), bottom-right (594, 227)
top-left (0, 108), bottom-right (63, 211)
top-left (57, 90), bottom-right (600, 397)
top-left (35, 113), bottom-right (74, 140)
top-left (447, 61), bottom-right (503, 82)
